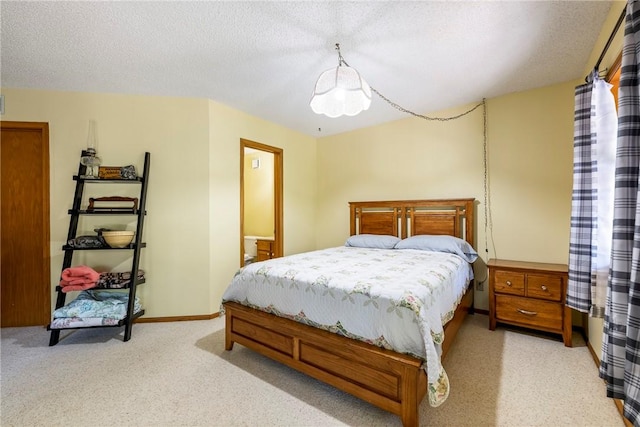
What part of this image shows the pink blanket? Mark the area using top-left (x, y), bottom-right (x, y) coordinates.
top-left (60, 266), bottom-right (100, 292)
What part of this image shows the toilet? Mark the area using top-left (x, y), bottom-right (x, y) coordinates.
top-left (243, 236), bottom-right (258, 264)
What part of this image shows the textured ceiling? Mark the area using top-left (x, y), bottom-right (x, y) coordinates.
top-left (1, 1), bottom-right (613, 137)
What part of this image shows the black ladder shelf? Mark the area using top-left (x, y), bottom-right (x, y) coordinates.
top-left (48, 152), bottom-right (151, 346)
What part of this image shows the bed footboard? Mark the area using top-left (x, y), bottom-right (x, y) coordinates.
top-left (223, 283), bottom-right (472, 427)
top-left (224, 301), bottom-right (426, 426)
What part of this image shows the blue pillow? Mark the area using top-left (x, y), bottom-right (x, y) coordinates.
top-left (394, 235), bottom-right (478, 263)
top-left (345, 234), bottom-right (401, 249)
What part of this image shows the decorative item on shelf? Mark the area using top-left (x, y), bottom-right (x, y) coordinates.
top-left (101, 230), bottom-right (135, 248)
top-left (87, 196), bottom-right (138, 213)
top-left (97, 166), bottom-right (122, 179)
top-left (67, 235), bottom-right (106, 249)
top-left (80, 121), bottom-right (102, 179)
top-left (120, 165), bottom-right (137, 180)
top-left (98, 164), bottom-right (137, 180)
top-left (80, 150), bottom-right (102, 179)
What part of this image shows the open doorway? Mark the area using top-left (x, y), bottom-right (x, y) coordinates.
top-left (240, 139), bottom-right (283, 267)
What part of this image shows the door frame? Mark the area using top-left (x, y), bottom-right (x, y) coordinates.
top-left (240, 139), bottom-right (283, 266)
top-left (1, 121), bottom-right (51, 325)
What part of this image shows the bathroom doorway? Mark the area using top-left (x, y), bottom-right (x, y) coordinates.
top-left (240, 139), bottom-right (283, 267)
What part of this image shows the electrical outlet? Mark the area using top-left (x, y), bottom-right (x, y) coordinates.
top-left (476, 280), bottom-right (484, 291)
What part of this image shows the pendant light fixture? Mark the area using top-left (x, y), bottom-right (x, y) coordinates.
top-left (310, 43), bottom-right (372, 118)
top-left (310, 43), bottom-right (486, 127)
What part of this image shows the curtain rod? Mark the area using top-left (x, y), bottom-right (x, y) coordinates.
top-left (586, 6), bottom-right (626, 81)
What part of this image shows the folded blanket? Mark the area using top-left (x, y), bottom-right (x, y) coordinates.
top-left (95, 270), bottom-right (145, 289)
top-left (60, 266), bottom-right (100, 292)
top-left (53, 290), bottom-right (141, 319)
top-left (49, 316), bottom-right (123, 329)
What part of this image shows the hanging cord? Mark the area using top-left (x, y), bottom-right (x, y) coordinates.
top-left (482, 97), bottom-right (496, 263)
top-left (370, 88), bottom-right (484, 121)
top-left (336, 43), bottom-right (495, 261)
top-left (335, 43), bottom-right (484, 121)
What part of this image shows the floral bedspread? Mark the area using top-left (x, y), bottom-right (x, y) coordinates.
top-left (221, 246), bottom-right (473, 407)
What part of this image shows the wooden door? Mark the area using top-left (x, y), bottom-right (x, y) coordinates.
top-left (1, 121), bottom-right (51, 326)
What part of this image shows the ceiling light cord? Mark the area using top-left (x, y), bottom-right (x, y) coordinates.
top-left (336, 43), bottom-right (346, 66)
top-left (481, 97), bottom-right (496, 263)
top-left (370, 88), bottom-right (484, 121)
top-left (335, 43), bottom-right (483, 121)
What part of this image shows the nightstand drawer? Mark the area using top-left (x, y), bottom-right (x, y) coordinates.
top-left (495, 295), bottom-right (563, 331)
top-left (527, 274), bottom-right (562, 301)
top-left (256, 239), bottom-right (274, 262)
top-left (256, 240), bottom-right (272, 251)
top-left (493, 270), bottom-right (525, 296)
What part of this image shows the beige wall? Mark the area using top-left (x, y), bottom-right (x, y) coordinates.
top-left (0, 86), bottom-right (575, 317)
top-left (207, 99), bottom-right (317, 312)
top-left (243, 150), bottom-right (275, 237)
top-left (0, 88), bottom-right (317, 318)
top-left (316, 101), bottom-right (484, 249)
top-left (486, 83), bottom-right (575, 263)
top-left (316, 82), bottom-right (575, 311)
top-left (1, 1), bottom-right (624, 324)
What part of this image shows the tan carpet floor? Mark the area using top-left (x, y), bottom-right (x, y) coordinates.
top-left (0, 313), bottom-right (622, 426)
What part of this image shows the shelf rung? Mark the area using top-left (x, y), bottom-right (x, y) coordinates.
top-left (54, 278), bottom-right (146, 292)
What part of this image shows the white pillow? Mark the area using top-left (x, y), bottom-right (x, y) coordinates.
top-left (345, 234), bottom-right (401, 249)
top-left (394, 235), bottom-right (478, 263)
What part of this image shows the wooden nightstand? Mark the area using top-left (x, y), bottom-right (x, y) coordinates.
top-left (488, 259), bottom-right (572, 347)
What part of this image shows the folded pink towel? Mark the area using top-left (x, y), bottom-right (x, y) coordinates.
top-left (62, 278), bottom-right (95, 286)
top-left (60, 266), bottom-right (100, 289)
top-left (60, 282), bottom-right (99, 293)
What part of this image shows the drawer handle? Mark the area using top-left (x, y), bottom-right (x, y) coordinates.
top-left (541, 285), bottom-right (548, 291)
top-left (517, 308), bottom-right (538, 316)
top-left (506, 280), bottom-right (512, 287)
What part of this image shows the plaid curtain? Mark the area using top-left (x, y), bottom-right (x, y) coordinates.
top-left (599, 1), bottom-right (640, 424)
top-left (567, 79), bottom-right (596, 313)
top-left (567, 74), bottom-right (617, 317)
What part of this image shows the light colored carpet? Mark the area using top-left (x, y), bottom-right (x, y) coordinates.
top-left (1, 313), bottom-right (622, 426)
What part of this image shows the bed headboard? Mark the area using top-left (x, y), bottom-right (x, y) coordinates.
top-left (349, 199), bottom-right (475, 248)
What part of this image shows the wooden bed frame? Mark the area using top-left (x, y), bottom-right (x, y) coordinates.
top-left (224, 199), bottom-right (476, 427)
